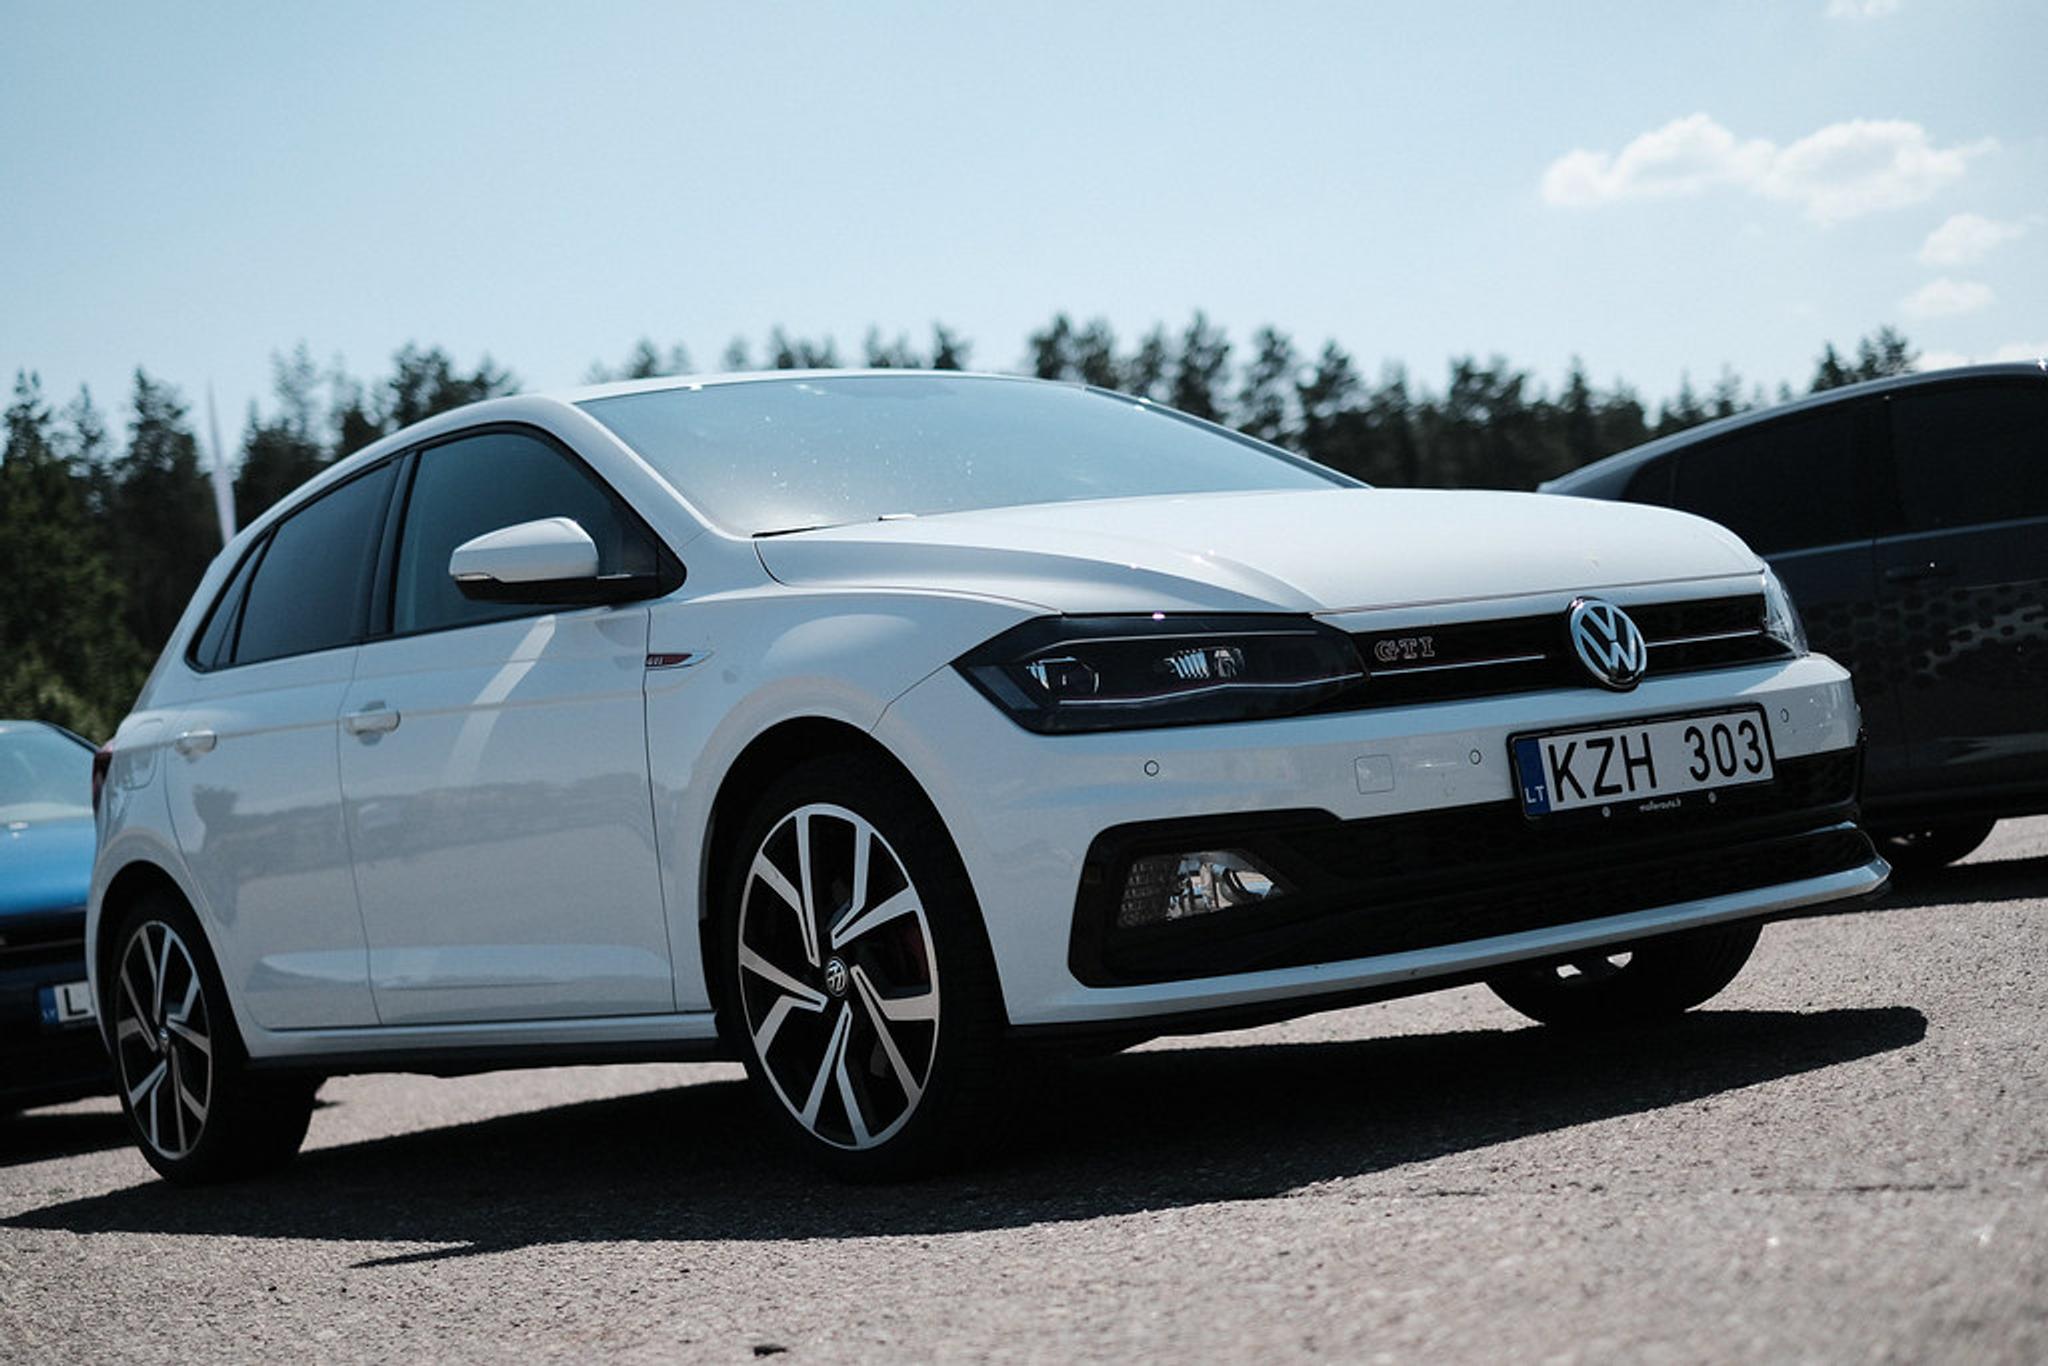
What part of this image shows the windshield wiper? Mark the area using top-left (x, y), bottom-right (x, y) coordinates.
top-left (753, 513), bottom-right (919, 539)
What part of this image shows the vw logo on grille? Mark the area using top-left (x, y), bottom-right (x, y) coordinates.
top-left (823, 957), bottom-right (850, 998)
top-left (1567, 597), bottom-right (1647, 690)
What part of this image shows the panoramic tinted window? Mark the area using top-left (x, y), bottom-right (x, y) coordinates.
top-left (579, 375), bottom-right (1347, 535)
top-left (234, 464), bottom-right (396, 665)
top-left (1891, 382), bottom-right (2048, 532)
top-left (1671, 406), bottom-right (1865, 554)
top-left (393, 430), bottom-right (655, 635)
top-left (0, 724), bottom-right (91, 822)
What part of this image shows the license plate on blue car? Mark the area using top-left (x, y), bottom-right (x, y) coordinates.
top-left (39, 980), bottom-right (95, 1027)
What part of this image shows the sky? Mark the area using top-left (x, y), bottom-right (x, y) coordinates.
top-left (3, 0), bottom-right (2043, 455)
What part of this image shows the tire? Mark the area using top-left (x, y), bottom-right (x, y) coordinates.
top-left (104, 892), bottom-right (319, 1184)
top-left (1485, 921), bottom-right (1762, 1031)
top-left (1874, 820), bottom-right (1996, 877)
top-left (717, 755), bottom-right (1005, 1180)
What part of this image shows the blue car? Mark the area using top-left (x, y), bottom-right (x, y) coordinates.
top-left (1, 720), bottom-right (109, 1115)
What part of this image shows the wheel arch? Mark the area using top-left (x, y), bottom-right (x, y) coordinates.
top-left (91, 857), bottom-right (195, 1045)
top-left (696, 716), bottom-right (995, 1025)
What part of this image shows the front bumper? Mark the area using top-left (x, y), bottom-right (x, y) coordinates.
top-left (876, 651), bottom-right (1875, 1028)
top-left (0, 910), bottom-right (109, 1110)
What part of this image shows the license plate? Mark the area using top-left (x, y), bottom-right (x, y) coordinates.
top-left (1511, 706), bottom-right (1775, 817)
top-left (39, 980), bottom-right (95, 1028)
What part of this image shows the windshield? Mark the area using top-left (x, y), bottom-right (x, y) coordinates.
top-left (0, 724), bottom-right (93, 823)
top-left (578, 374), bottom-right (1349, 535)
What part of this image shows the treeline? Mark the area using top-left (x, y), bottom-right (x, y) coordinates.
top-left (1, 321), bottom-right (1916, 737)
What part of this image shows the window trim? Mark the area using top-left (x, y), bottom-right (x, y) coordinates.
top-left (184, 457), bottom-right (401, 674)
top-left (368, 420), bottom-right (685, 648)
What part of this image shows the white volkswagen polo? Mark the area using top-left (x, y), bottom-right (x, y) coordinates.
top-left (88, 371), bottom-right (1886, 1181)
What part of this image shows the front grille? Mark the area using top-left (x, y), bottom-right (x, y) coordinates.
top-left (0, 910), bottom-right (86, 969)
top-left (1338, 593), bottom-right (1789, 708)
top-left (1072, 748), bottom-right (1867, 987)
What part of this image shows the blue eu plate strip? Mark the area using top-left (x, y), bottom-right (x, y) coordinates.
top-left (1513, 736), bottom-right (1551, 815)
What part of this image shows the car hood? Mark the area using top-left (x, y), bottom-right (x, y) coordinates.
top-left (755, 487), bottom-right (1760, 614)
top-left (0, 815), bottom-right (95, 919)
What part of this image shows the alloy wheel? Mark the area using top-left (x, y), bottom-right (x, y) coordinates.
top-left (737, 802), bottom-right (940, 1150)
top-left (112, 921), bottom-right (214, 1161)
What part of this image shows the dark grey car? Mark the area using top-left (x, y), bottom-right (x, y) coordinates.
top-left (1544, 362), bottom-right (2048, 872)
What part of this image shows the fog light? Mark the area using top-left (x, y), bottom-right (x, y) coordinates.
top-left (1117, 850), bottom-right (1288, 928)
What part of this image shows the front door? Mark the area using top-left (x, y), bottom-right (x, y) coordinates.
top-left (339, 428), bottom-right (674, 1024)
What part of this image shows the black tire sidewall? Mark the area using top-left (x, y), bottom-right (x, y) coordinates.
top-left (105, 893), bottom-right (314, 1184)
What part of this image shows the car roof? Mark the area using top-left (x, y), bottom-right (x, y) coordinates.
top-left (555, 367), bottom-right (1046, 406)
top-left (1544, 360), bottom-right (2048, 493)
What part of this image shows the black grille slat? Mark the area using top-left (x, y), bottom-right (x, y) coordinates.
top-left (1338, 593), bottom-right (1787, 708)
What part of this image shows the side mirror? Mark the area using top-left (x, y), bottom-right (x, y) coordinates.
top-left (448, 518), bottom-right (655, 606)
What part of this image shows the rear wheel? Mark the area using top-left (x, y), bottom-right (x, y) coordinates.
top-left (719, 756), bottom-right (1003, 1179)
top-left (1875, 820), bottom-right (1995, 877)
top-left (1486, 921), bottom-right (1762, 1030)
top-left (106, 894), bottom-right (318, 1184)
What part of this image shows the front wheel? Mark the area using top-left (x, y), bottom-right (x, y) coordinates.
top-left (1486, 921), bottom-right (1762, 1030)
top-left (719, 756), bottom-right (1004, 1180)
top-left (106, 895), bottom-right (319, 1184)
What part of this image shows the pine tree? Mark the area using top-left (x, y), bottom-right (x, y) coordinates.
top-left (236, 348), bottom-right (328, 523)
top-left (1235, 327), bottom-right (1298, 447)
top-left (1295, 342), bottom-right (1362, 470)
top-left (1853, 327), bottom-right (1915, 381)
top-left (1169, 312), bottom-right (1231, 421)
top-left (862, 329), bottom-right (920, 368)
top-left (1810, 343), bottom-right (1855, 393)
top-left (1120, 327), bottom-right (1170, 400)
top-left (0, 372), bottom-right (145, 735)
top-left (1070, 320), bottom-right (1120, 388)
top-left (1027, 314), bottom-right (1075, 380)
top-left (929, 325), bottom-right (970, 371)
top-left (109, 370), bottom-right (221, 655)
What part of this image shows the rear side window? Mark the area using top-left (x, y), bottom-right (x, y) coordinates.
top-left (1890, 383), bottom-right (2048, 532)
top-left (392, 429), bottom-right (658, 636)
top-left (1671, 406), bottom-right (1865, 554)
top-left (232, 464), bottom-right (397, 665)
top-left (189, 546), bottom-right (262, 670)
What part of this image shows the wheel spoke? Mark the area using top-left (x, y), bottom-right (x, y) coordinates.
top-left (168, 1048), bottom-right (188, 1152)
top-left (115, 1016), bottom-right (152, 1047)
top-left (834, 1044), bottom-right (871, 1148)
top-left (798, 1005), bottom-right (853, 1130)
top-left (126, 1058), bottom-right (166, 1108)
top-left (170, 973), bottom-right (201, 1027)
top-left (167, 1018), bottom-right (211, 1058)
top-left (148, 927), bottom-right (168, 1023)
top-left (178, 1074), bottom-right (209, 1124)
top-left (830, 887), bottom-right (918, 953)
top-left (750, 853), bottom-right (817, 969)
top-left (858, 969), bottom-right (938, 1023)
top-left (794, 812), bottom-right (822, 967)
top-left (851, 966), bottom-right (924, 1105)
top-left (738, 945), bottom-right (827, 1009)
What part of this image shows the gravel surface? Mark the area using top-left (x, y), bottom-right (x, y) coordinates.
top-left (3, 819), bottom-right (2043, 1363)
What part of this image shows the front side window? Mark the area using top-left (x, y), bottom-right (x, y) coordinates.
top-left (0, 724), bottom-right (92, 822)
top-left (392, 430), bottom-right (656, 635)
top-left (232, 463), bottom-right (396, 665)
top-left (1890, 382), bottom-right (2048, 532)
top-left (1671, 405), bottom-right (1865, 555)
top-left (578, 374), bottom-right (1348, 536)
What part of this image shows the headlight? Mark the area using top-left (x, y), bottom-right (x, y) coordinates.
top-left (1761, 565), bottom-right (1808, 656)
top-left (956, 614), bottom-right (1365, 733)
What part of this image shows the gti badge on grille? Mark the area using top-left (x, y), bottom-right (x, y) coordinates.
top-left (1567, 598), bottom-right (1647, 690)
top-left (1371, 635), bottom-right (1436, 665)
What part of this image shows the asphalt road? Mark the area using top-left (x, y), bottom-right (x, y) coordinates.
top-left (2, 821), bottom-right (2043, 1364)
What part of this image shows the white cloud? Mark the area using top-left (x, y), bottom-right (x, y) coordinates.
top-left (1901, 277), bottom-right (1994, 319)
top-left (1914, 342), bottom-right (2048, 371)
top-left (1541, 114), bottom-right (1991, 223)
top-left (1827, 0), bottom-right (1901, 17)
top-left (1918, 212), bottom-right (2026, 266)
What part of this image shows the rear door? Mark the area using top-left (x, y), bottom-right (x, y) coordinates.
top-left (1664, 400), bottom-right (1904, 794)
top-left (338, 427), bottom-right (675, 1024)
top-left (1875, 378), bottom-right (2048, 799)
top-left (163, 462), bottom-right (397, 1029)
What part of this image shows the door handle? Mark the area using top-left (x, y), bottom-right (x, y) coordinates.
top-left (344, 706), bottom-right (401, 737)
top-left (1883, 561), bottom-right (1957, 584)
top-left (172, 729), bottom-right (217, 757)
